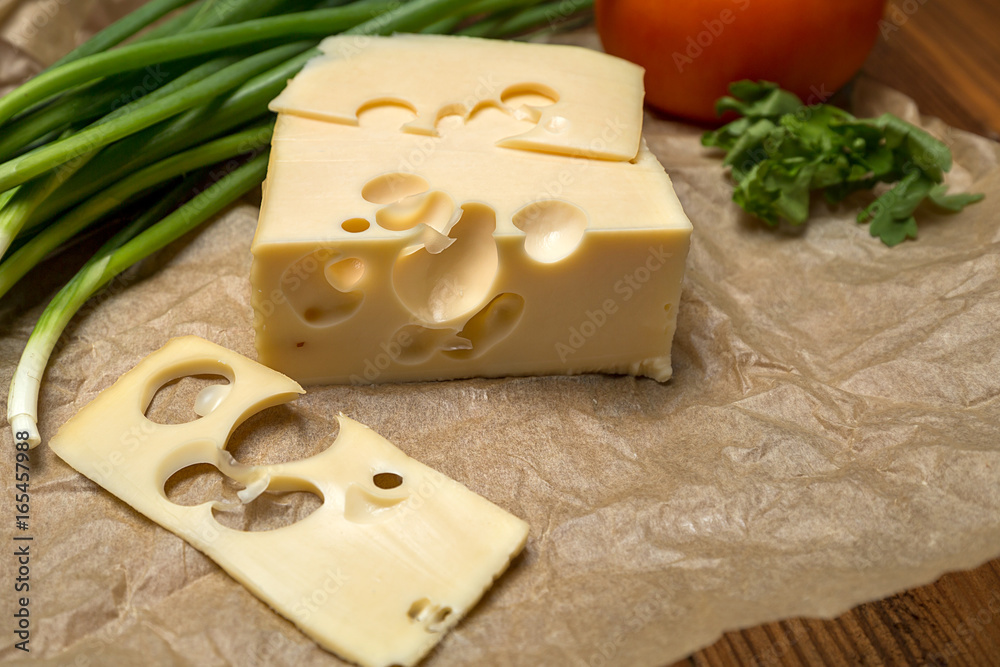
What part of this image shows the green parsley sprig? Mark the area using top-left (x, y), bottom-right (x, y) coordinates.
top-left (702, 80), bottom-right (983, 246)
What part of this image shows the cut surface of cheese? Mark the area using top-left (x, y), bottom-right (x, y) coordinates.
top-left (253, 34), bottom-right (692, 385)
top-left (49, 336), bottom-right (529, 667)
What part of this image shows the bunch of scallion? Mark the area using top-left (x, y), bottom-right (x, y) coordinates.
top-left (1, 0), bottom-right (594, 447)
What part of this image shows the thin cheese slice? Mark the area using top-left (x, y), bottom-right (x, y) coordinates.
top-left (270, 33), bottom-right (644, 161)
top-left (253, 35), bottom-right (692, 385)
top-left (49, 336), bottom-right (529, 667)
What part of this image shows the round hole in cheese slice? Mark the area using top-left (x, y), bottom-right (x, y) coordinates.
top-left (356, 98), bottom-right (418, 132)
top-left (144, 373), bottom-right (232, 425)
top-left (500, 82), bottom-right (559, 111)
top-left (373, 471), bottom-right (404, 489)
top-left (164, 462), bottom-right (323, 532)
top-left (227, 403), bottom-right (341, 467)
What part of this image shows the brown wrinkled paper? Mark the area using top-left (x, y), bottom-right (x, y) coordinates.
top-left (2, 3), bottom-right (999, 665)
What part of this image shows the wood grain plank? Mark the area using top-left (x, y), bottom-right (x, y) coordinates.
top-left (861, 0), bottom-right (1000, 137)
top-left (678, 560), bottom-right (1000, 666)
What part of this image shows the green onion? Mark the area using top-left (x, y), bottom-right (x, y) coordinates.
top-left (0, 120), bottom-right (273, 299)
top-left (0, 56), bottom-right (242, 250)
top-left (0, 0), bottom-right (309, 161)
top-left (474, 0), bottom-right (594, 38)
top-left (16, 54), bottom-right (313, 235)
top-left (51, 0), bottom-right (198, 69)
top-left (0, 43), bottom-right (307, 192)
top-left (0, 139), bottom-right (96, 259)
top-left (0, 1), bottom-right (397, 125)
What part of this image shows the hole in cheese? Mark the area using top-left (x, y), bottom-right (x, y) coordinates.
top-left (392, 203), bottom-right (498, 324)
top-left (356, 99), bottom-right (418, 130)
top-left (500, 82), bottom-right (559, 109)
top-left (408, 598), bottom-right (431, 621)
top-left (427, 606), bottom-right (453, 632)
top-left (393, 324), bottom-right (470, 365)
top-left (373, 472), bottom-right (403, 489)
top-left (227, 404), bottom-right (340, 466)
top-left (512, 199), bottom-right (588, 264)
top-left (434, 102), bottom-right (467, 126)
top-left (362, 172), bottom-right (429, 205)
top-left (341, 218), bottom-right (370, 233)
top-left (280, 250), bottom-right (364, 328)
top-left (164, 463), bottom-right (323, 532)
top-left (406, 598), bottom-right (452, 632)
top-left (144, 374), bottom-right (231, 424)
top-left (376, 190), bottom-right (454, 233)
top-left (445, 292), bottom-right (525, 360)
top-left (326, 257), bottom-right (365, 292)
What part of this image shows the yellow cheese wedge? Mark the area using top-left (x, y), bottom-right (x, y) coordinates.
top-left (49, 336), bottom-right (529, 667)
top-left (252, 34), bottom-right (692, 385)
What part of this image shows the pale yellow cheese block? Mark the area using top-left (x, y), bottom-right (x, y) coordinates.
top-left (49, 336), bottom-right (529, 667)
top-left (252, 34), bottom-right (692, 385)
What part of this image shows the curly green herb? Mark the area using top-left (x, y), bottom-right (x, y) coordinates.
top-left (702, 80), bottom-right (984, 246)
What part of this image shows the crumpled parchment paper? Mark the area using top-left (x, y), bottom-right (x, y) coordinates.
top-left (2, 3), bottom-right (999, 665)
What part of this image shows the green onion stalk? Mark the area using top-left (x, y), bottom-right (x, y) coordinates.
top-left (3, 0), bottom-right (595, 447)
top-left (7, 154), bottom-right (270, 447)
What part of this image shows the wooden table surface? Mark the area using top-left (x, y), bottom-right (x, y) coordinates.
top-left (678, 1), bottom-right (1000, 665)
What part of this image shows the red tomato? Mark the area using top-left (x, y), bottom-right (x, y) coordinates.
top-left (595, 0), bottom-right (886, 123)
